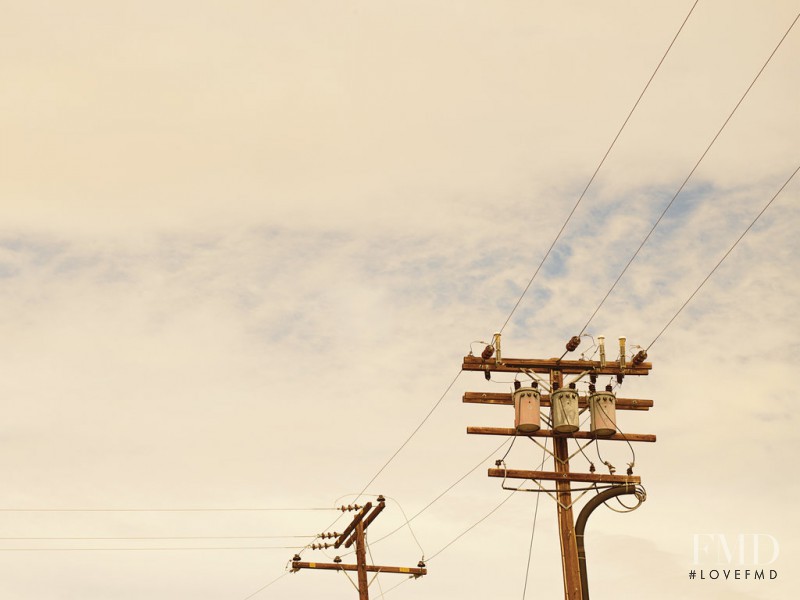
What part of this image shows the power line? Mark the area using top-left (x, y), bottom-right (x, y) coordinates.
top-left (331, 447), bottom-right (540, 598)
top-left (0, 507), bottom-right (335, 512)
top-left (240, 571), bottom-right (290, 600)
top-left (309, 483), bottom-right (542, 600)
top-left (354, 367), bottom-right (463, 501)
top-left (371, 439), bottom-right (511, 547)
top-left (498, 0), bottom-right (700, 335)
top-left (426, 438), bottom-right (550, 563)
top-left (426, 488), bottom-right (520, 562)
top-left (300, 368), bottom-right (465, 562)
top-left (521, 443), bottom-right (547, 599)
top-left (646, 162), bottom-right (800, 351)
top-left (336, 0), bottom-right (700, 545)
top-left (258, 5), bottom-right (792, 596)
top-left (576, 10), bottom-right (800, 337)
top-left (374, 574), bottom-right (413, 599)
top-left (302, 1), bottom-right (702, 569)
top-left (366, 533), bottom-right (386, 599)
top-left (0, 535), bottom-right (316, 540)
top-left (338, 438), bottom-right (512, 558)
top-left (340, 6), bottom-right (797, 560)
top-left (0, 546), bottom-right (306, 551)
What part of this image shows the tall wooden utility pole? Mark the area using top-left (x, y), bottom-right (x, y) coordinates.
top-left (463, 336), bottom-right (654, 600)
top-left (291, 497), bottom-right (427, 599)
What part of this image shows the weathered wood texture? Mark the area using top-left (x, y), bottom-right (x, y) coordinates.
top-left (554, 434), bottom-right (582, 599)
top-left (355, 521), bottom-right (369, 600)
top-left (334, 502), bottom-right (371, 549)
top-left (487, 468), bottom-right (641, 485)
top-left (344, 501), bottom-right (385, 549)
top-left (462, 355), bottom-right (652, 375)
top-left (291, 562), bottom-right (427, 576)
top-left (467, 426), bottom-right (656, 443)
top-left (463, 391), bottom-right (653, 410)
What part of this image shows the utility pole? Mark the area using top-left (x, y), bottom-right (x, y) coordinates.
top-left (463, 335), bottom-right (654, 600)
top-left (291, 496), bottom-right (427, 599)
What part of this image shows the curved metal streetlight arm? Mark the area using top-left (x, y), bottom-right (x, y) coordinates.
top-left (575, 484), bottom-right (642, 600)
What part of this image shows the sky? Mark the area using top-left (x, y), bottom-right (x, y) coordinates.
top-left (1, 1), bottom-right (799, 598)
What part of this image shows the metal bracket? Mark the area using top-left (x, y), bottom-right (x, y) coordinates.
top-left (523, 368), bottom-right (551, 392)
top-left (339, 567), bottom-right (360, 592)
top-left (528, 436), bottom-right (596, 465)
top-left (367, 568), bottom-right (383, 588)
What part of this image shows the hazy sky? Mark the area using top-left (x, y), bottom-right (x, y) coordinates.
top-left (1, 1), bottom-right (798, 599)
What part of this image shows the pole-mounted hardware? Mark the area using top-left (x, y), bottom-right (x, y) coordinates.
top-left (291, 497), bottom-right (426, 600)
top-left (462, 340), bottom-right (654, 600)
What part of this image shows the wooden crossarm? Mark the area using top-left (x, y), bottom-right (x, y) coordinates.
top-left (334, 503), bottom-right (372, 549)
top-left (488, 468), bottom-right (640, 485)
top-left (463, 391), bottom-right (653, 410)
top-left (462, 355), bottom-right (652, 375)
top-left (292, 561), bottom-right (426, 576)
top-left (344, 501), bottom-right (385, 549)
top-left (467, 426), bottom-right (656, 443)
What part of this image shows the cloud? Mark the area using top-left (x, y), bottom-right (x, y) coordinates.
top-left (0, 1), bottom-right (798, 598)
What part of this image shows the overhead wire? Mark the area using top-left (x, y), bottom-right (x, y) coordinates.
top-left (575, 10), bottom-right (800, 338)
top-left (498, 0), bottom-right (700, 335)
top-left (240, 571), bottom-right (290, 600)
top-left (381, 496), bottom-right (425, 559)
top-left (370, 439), bottom-right (511, 547)
top-left (267, 451), bottom-right (538, 600)
top-left (291, 0), bottom-right (704, 577)
top-left (334, 438), bottom-right (512, 559)
top-left (645, 162), bottom-right (800, 351)
top-left (303, 368), bottom-right (464, 557)
top-left (2, 9), bottom-right (714, 600)
top-left (428, 438), bottom-right (550, 562)
top-left (425, 486), bottom-right (520, 562)
top-left (0, 535), bottom-right (316, 541)
top-left (593, 398), bottom-right (636, 469)
top-left (331, 494), bottom-right (426, 560)
top-left (0, 546), bottom-right (306, 551)
top-left (248, 4), bottom-right (791, 596)
top-left (597, 485), bottom-right (647, 514)
top-left (0, 507), bottom-right (335, 512)
top-left (521, 440), bottom-right (547, 599)
top-left (374, 573), bottom-right (413, 599)
top-left (353, 367), bottom-right (463, 502)
top-left (366, 533), bottom-right (386, 599)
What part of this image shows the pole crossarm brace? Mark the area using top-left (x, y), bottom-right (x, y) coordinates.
top-left (344, 501), bottom-right (385, 549)
top-left (463, 355), bottom-right (652, 376)
top-left (463, 392), bottom-right (653, 411)
top-left (488, 468), bottom-right (640, 485)
top-left (291, 561), bottom-right (427, 577)
top-left (333, 502), bottom-right (372, 549)
top-left (335, 501), bottom-right (388, 549)
top-left (467, 426), bottom-right (656, 443)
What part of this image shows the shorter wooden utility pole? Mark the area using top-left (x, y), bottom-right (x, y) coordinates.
top-left (291, 496), bottom-right (426, 600)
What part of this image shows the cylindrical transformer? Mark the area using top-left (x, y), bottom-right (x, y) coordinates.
top-left (513, 386), bottom-right (541, 433)
top-left (551, 388), bottom-right (579, 433)
top-left (589, 390), bottom-right (617, 436)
